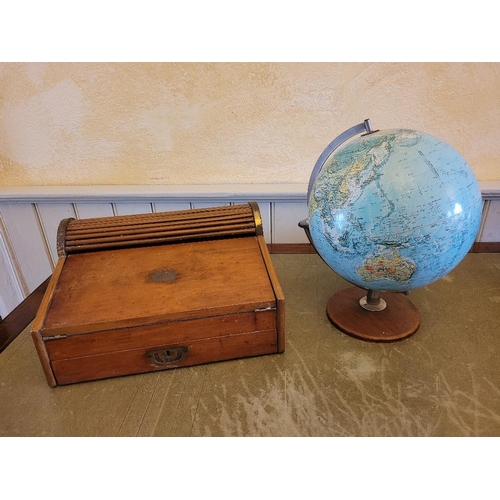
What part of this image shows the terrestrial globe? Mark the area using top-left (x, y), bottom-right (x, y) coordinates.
top-left (301, 119), bottom-right (482, 341)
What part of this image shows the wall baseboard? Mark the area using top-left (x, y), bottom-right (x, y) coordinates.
top-left (471, 242), bottom-right (500, 253)
top-left (270, 243), bottom-right (500, 254)
top-left (268, 243), bottom-right (317, 254)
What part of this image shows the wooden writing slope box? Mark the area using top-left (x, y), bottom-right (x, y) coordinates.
top-left (32, 202), bottom-right (284, 386)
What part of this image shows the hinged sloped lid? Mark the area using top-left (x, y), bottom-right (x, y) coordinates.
top-left (40, 236), bottom-right (276, 337)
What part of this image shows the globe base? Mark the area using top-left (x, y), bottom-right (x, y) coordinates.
top-left (326, 287), bottom-right (420, 342)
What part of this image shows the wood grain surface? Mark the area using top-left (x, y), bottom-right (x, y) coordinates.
top-left (42, 236), bottom-right (276, 336)
top-left (45, 310), bottom-right (276, 360)
top-left (62, 204), bottom-right (258, 254)
top-left (51, 328), bottom-right (278, 385)
top-left (326, 286), bottom-right (420, 342)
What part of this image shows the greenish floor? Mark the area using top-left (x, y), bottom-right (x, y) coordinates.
top-left (1, 253), bottom-right (500, 436)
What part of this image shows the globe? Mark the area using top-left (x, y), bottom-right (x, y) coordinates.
top-left (308, 127), bottom-right (482, 293)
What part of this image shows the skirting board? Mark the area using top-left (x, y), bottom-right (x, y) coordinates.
top-left (272, 242), bottom-right (500, 254)
top-left (471, 242), bottom-right (500, 253)
top-left (0, 182), bottom-right (499, 317)
top-left (271, 243), bottom-right (500, 254)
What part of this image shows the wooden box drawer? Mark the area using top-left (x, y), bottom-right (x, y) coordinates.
top-left (44, 310), bottom-right (277, 360)
top-left (51, 328), bottom-right (278, 385)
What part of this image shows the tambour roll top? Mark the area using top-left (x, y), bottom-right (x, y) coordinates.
top-left (57, 202), bottom-right (263, 256)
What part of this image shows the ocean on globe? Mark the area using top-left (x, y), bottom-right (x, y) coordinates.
top-left (308, 129), bottom-right (482, 292)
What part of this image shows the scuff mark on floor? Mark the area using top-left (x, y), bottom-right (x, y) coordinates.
top-left (192, 355), bottom-right (500, 437)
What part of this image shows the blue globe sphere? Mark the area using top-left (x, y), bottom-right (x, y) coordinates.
top-left (308, 129), bottom-right (482, 292)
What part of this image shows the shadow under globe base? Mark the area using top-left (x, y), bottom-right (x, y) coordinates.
top-left (326, 286), bottom-right (420, 342)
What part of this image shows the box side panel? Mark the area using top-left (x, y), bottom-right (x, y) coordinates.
top-left (31, 257), bottom-right (66, 333)
top-left (45, 310), bottom-right (276, 360)
top-left (51, 329), bottom-right (278, 385)
top-left (31, 331), bottom-right (57, 387)
top-left (256, 235), bottom-right (286, 352)
top-left (30, 258), bottom-right (66, 387)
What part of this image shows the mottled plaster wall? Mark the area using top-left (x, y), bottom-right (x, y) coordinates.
top-left (0, 62), bottom-right (499, 186)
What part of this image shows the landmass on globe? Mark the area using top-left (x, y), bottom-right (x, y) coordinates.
top-left (356, 249), bottom-right (416, 283)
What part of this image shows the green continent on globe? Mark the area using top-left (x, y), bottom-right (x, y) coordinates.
top-left (356, 249), bottom-right (416, 283)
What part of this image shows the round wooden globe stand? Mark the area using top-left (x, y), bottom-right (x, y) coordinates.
top-left (326, 287), bottom-right (420, 342)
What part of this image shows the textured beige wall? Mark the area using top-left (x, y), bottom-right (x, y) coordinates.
top-left (0, 62), bottom-right (499, 186)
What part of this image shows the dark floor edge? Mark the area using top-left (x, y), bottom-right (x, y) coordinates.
top-left (269, 243), bottom-right (500, 254)
top-left (0, 277), bottom-right (50, 354)
top-left (268, 244), bottom-right (317, 254)
top-left (471, 242), bottom-right (500, 253)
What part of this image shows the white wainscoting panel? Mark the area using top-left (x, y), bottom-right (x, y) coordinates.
top-left (0, 220), bottom-right (25, 318)
top-left (74, 203), bottom-right (115, 219)
top-left (0, 203), bottom-right (53, 297)
top-left (479, 200), bottom-right (500, 242)
top-left (273, 201), bottom-right (309, 244)
top-left (153, 202), bottom-right (191, 213)
top-left (258, 203), bottom-right (272, 243)
top-left (191, 202), bottom-right (231, 209)
top-left (114, 203), bottom-right (154, 216)
top-left (36, 203), bottom-right (77, 268)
